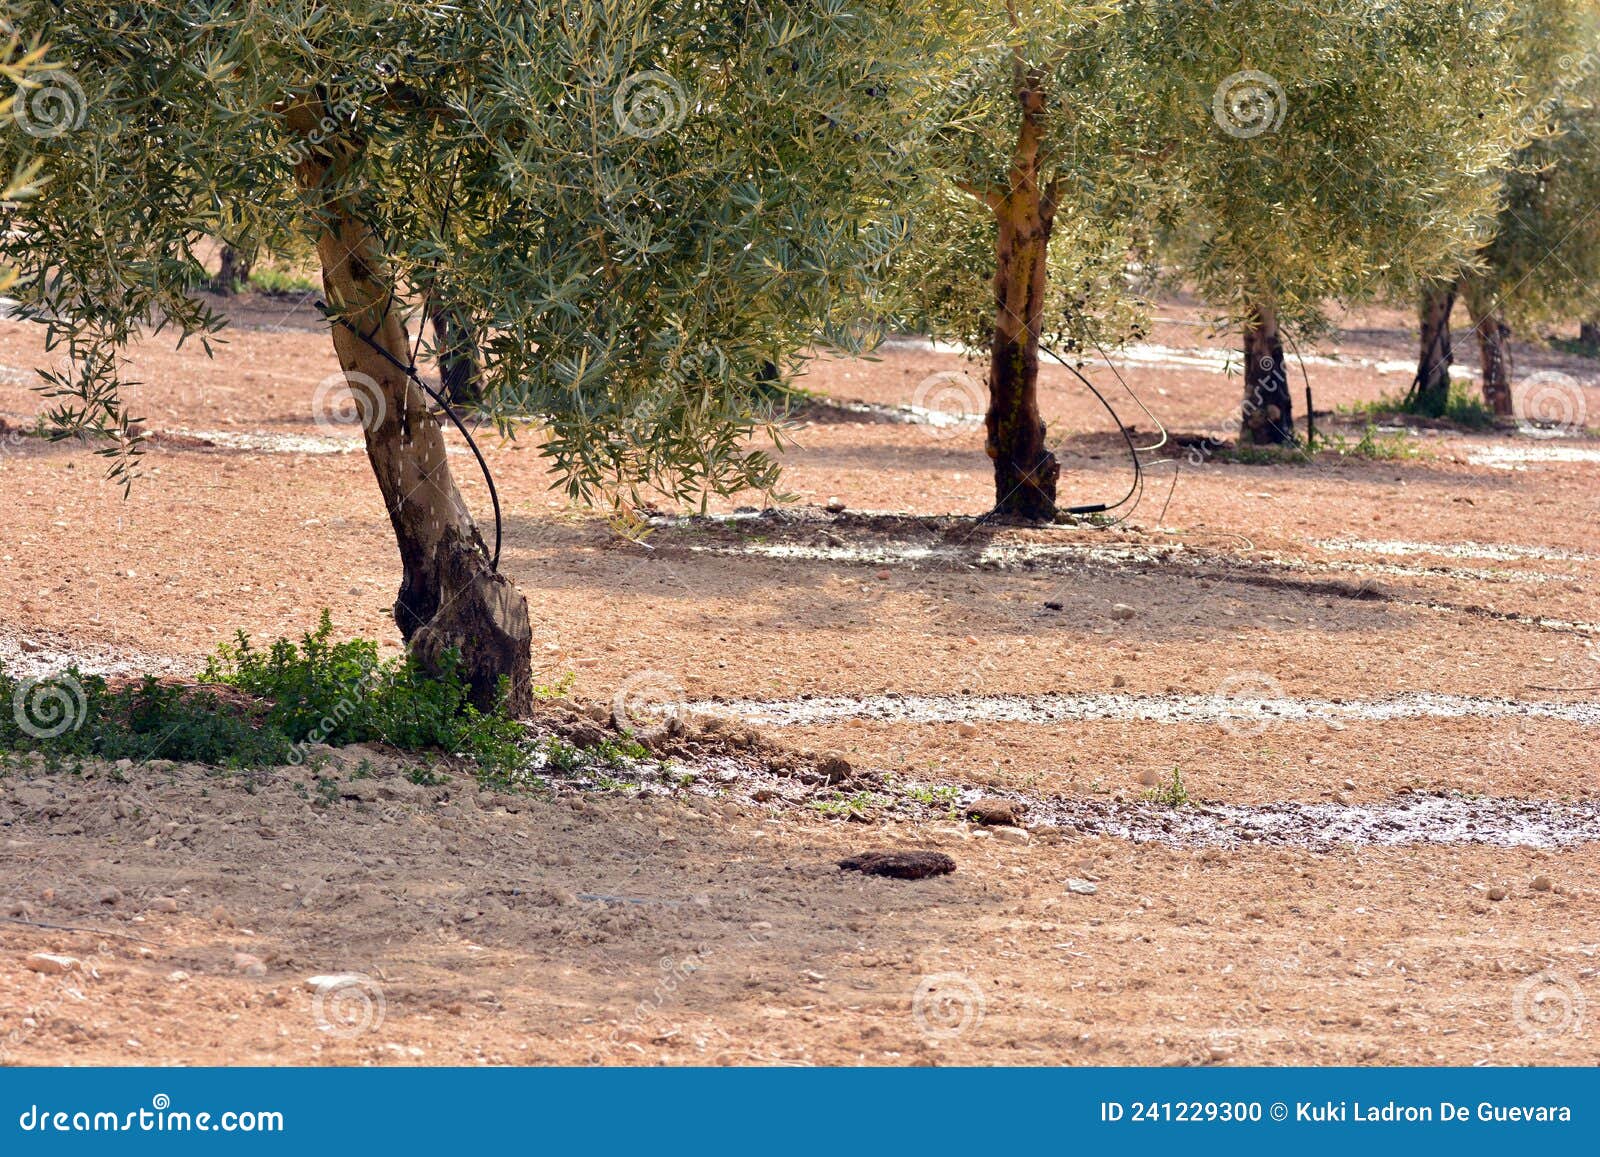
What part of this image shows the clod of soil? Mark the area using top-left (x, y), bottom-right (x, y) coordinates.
top-left (838, 850), bottom-right (956, 879)
top-left (965, 797), bottom-right (1022, 826)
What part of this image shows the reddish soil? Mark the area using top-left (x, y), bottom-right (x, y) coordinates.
top-left (1, 292), bottom-right (1597, 1065)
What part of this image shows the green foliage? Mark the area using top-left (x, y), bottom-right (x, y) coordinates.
top-left (1463, 3), bottom-right (1600, 329)
top-left (1142, 767), bottom-right (1190, 808)
top-left (1, 0), bottom-right (971, 506)
top-left (0, 668), bottom-right (292, 768)
top-left (2, 614), bottom-right (532, 774)
top-left (1344, 383), bottom-right (1497, 430)
top-left (201, 611), bottom-right (527, 773)
top-left (245, 266), bottom-right (318, 297)
top-left (1149, 0), bottom-right (1527, 336)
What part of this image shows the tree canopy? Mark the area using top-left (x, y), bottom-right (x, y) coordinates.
top-left (1, 0), bottom-right (962, 503)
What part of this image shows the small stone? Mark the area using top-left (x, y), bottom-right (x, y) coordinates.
top-left (1066, 879), bottom-right (1099, 896)
top-left (992, 825), bottom-right (1031, 845)
top-left (1487, 886), bottom-right (1508, 901)
top-left (210, 905), bottom-right (233, 926)
top-left (966, 798), bottom-right (1020, 826)
top-left (232, 952), bottom-right (267, 977)
top-left (956, 722), bottom-right (978, 739)
top-left (25, 952), bottom-right (80, 974)
top-left (1112, 674), bottom-right (1127, 688)
top-left (824, 497), bottom-right (846, 514)
top-left (148, 897), bottom-right (179, 913)
top-left (96, 886), bottom-right (122, 906)
top-left (1137, 769), bottom-right (1160, 786)
top-left (166, 970), bottom-right (190, 983)
top-left (1342, 779), bottom-right (1357, 791)
top-left (874, 569), bottom-right (891, 581)
top-left (1110, 603), bottom-right (1136, 621)
top-left (1531, 875), bottom-right (1554, 892)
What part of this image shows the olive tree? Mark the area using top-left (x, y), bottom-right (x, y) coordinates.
top-left (1409, 1), bottom-right (1598, 417)
top-left (1465, 24), bottom-right (1599, 417)
top-left (896, 0), bottom-right (1522, 518)
top-left (1153, 0), bottom-right (1524, 446)
top-left (1, 0), bottom-right (957, 711)
top-left (891, 2), bottom-right (1157, 520)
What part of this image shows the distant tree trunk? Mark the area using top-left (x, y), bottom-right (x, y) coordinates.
top-left (982, 80), bottom-right (1058, 521)
top-left (1581, 319), bottom-right (1599, 349)
top-left (1239, 300), bottom-right (1293, 445)
top-left (1465, 291), bottom-right (1514, 417)
top-left (286, 101), bottom-right (532, 715)
top-left (430, 307), bottom-right (483, 408)
top-left (1410, 279), bottom-right (1457, 417)
top-left (212, 244), bottom-right (253, 295)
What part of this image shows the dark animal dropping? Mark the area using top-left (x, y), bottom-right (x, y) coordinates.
top-left (838, 851), bottom-right (955, 880)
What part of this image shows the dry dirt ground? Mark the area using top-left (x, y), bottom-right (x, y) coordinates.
top-left (1, 292), bottom-right (1598, 1066)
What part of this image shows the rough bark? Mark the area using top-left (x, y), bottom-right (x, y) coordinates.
top-left (982, 82), bottom-right (1059, 521)
top-left (430, 307), bottom-right (484, 408)
top-left (1239, 301), bottom-right (1293, 445)
top-left (285, 102), bottom-right (532, 714)
top-left (1465, 293), bottom-right (1514, 417)
top-left (212, 244), bottom-right (252, 295)
top-left (1410, 279), bottom-right (1457, 417)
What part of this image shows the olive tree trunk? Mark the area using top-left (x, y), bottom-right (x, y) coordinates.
top-left (1410, 279), bottom-right (1457, 417)
top-left (982, 83), bottom-right (1059, 521)
top-left (431, 307), bottom-right (484, 408)
top-left (286, 102), bottom-right (532, 714)
top-left (1465, 293), bottom-right (1514, 417)
top-left (212, 244), bottom-right (253, 295)
top-left (1239, 301), bottom-right (1293, 445)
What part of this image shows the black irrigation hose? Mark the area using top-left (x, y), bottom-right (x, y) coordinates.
top-left (1039, 340), bottom-right (1143, 517)
top-left (315, 300), bottom-right (504, 571)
